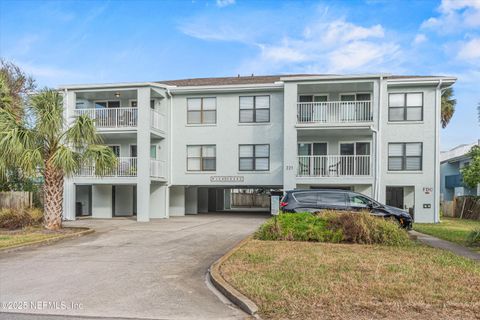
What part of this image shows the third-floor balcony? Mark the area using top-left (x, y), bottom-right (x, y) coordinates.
top-left (74, 108), bottom-right (138, 129)
top-left (73, 107), bottom-right (166, 132)
top-left (297, 100), bottom-right (373, 125)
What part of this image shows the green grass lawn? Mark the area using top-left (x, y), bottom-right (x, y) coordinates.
top-left (414, 217), bottom-right (480, 250)
top-left (0, 227), bottom-right (85, 249)
top-left (221, 239), bottom-right (480, 320)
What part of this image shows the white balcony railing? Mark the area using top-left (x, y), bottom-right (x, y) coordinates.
top-left (74, 108), bottom-right (138, 128)
top-left (297, 101), bottom-right (373, 124)
top-left (297, 155), bottom-right (371, 177)
top-left (150, 159), bottom-right (166, 178)
top-left (76, 157), bottom-right (138, 177)
top-left (151, 109), bottom-right (166, 132)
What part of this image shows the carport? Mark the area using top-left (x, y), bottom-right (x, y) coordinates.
top-left (173, 185), bottom-right (282, 215)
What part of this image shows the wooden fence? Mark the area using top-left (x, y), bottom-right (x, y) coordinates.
top-left (0, 191), bottom-right (33, 209)
top-left (232, 193), bottom-right (270, 208)
top-left (452, 196), bottom-right (480, 220)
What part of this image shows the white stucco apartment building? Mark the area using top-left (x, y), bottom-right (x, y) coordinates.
top-left (60, 74), bottom-right (456, 223)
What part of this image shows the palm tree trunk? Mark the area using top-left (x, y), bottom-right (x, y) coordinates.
top-left (44, 163), bottom-right (64, 230)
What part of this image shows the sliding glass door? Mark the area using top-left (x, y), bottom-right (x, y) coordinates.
top-left (298, 143), bottom-right (327, 176)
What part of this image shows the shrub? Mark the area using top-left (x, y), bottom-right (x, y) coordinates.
top-left (255, 211), bottom-right (410, 246)
top-left (26, 207), bottom-right (44, 225)
top-left (466, 228), bottom-right (480, 247)
top-left (320, 211), bottom-right (410, 246)
top-left (0, 207), bottom-right (44, 230)
top-left (255, 212), bottom-right (343, 242)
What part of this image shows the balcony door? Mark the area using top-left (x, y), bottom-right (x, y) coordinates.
top-left (339, 93), bottom-right (371, 121)
top-left (298, 95), bottom-right (328, 122)
top-left (339, 142), bottom-right (370, 175)
top-left (298, 143), bottom-right (327, 176)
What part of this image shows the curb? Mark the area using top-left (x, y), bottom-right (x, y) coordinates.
top-left (0, 228), bottom-right (94, 254)
top-left (209, 236), bottom-right (260, 317)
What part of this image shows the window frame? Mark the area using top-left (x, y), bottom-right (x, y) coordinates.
top-left (186, 144), bottom-right (216, 172)
top-left (388, 92), bottom-right (424, 122)
top-left (297, 94), bottom-right (329, 103)
top-left (238, 144), bottom-right (270, 171)
top-left (239, 95), bottom-right (271, 123)
top-left (187, 97), bottom-right (217, 125)
top-left (388, 142), bottom-right (423, 171)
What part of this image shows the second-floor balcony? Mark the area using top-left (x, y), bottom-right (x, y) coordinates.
top-left (297, 155), bottom-right (371, 177)
top-left (297, 101), bottom-right (373, 125)
top-left (75, 157), bottom-right (166, 179)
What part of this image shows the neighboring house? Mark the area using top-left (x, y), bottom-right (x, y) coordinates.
top-left (60, 74), bottom-right (456, 223)
top-left (440, 141), bottom-right (480, 201)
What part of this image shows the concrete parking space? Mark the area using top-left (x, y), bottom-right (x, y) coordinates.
top-left (0, 212), bottom-right (268, 320)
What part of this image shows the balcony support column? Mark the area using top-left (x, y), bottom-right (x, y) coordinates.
top-left (283, 82), bottom-right (298, 190)
top-left (136, 87), bottom-right (151, 222)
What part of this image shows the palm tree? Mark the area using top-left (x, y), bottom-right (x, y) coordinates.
top-left (441, 87), bottom-right (456, 128)
top-left (0, 88), bottom-right (117, 230)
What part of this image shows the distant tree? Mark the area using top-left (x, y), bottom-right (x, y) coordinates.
top-left (461, 145), bottom-right (480, 189)
top-left (441, 87), bottom-right (456, 128)
top-left (0, 59), bottom-right (36, 119)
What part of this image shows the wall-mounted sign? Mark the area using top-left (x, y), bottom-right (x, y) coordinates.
top-left (423, 187), bottom-right (433, 195)
top-left (210, 176), bottom-right (244, 183)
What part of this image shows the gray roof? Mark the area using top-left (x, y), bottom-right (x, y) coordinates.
top-left (156, 74), bottom-right (447, 87)
top-left (156, 74), bottom-right (320, 87)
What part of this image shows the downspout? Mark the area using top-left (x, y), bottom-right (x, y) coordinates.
top-left (434, 80), bottom-right (443, 223)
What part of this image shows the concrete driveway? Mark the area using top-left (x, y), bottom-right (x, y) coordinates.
top-left (0, 212), bottom-right (268, 320)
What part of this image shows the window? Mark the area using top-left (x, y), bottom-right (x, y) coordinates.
top-left (150, 145), bottom-right (157, 159)
top-left (239, 144), bottom-right (270, 171)
top-left (348, 194), bottom-right (375, 208)
top-left (187, 98), bottom-right (216, 124)
top-left (389, 92), bottom-right (423, 121)
top-left (388, 143), bottom-right (422, 171)
top-left (317, 192), bottom-right (347, 206)
top-left (340, 93), bottom-right (371, 101)
top-left (130, 145), bottom-right (137, 157)
top-left (108, 145), bottom-right (120, 157)
top-left (239, 96), bottom-right (270, 123)
top-left (293, 192), bottom-right (317, 204)
top-left (95, 101), bottom-right (120, 109)
top-left (298, 95), bottom-right (328, 102)
top-left (187, 145), bottom-right (216, 171)
top-left (129, 100), bottom-right (155, 108)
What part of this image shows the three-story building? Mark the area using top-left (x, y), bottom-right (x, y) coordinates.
top-left (61, 74), bottom-right (456, 223)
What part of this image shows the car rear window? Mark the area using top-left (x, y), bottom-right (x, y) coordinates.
top-left (317, 192), bottom-right (346, 206)
top-left (293, 192), bottom-right (317, 203)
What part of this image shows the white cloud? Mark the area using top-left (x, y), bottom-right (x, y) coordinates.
top-left (458, 37), bottom-right (480, 61)
top-left (413, 34), bottom-right (427, 45)
top-left (421, 0), bottom-right (480, 33)
top-left (247, 19), bottom-right (399, 74)
top-left (216, 0), bottom-right (235, 8)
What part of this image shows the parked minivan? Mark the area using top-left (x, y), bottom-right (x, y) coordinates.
top-left (280, 189), bottom-right (413, 229)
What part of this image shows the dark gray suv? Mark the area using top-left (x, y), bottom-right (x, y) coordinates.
top-left (280, 189), bottom-right (413, 229)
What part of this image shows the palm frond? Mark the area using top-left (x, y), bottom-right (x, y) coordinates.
top-left (65, 114), bottom-right (101, 148)
top-left (82, 144), bottom-right (118, 176)
top-left (29, 89), bottom-right (64, 141)
top-left (441, 87), bottom-right (456, 129)
top-left (49, 145), bottom-right (80, 176)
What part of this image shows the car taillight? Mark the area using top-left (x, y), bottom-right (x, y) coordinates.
top-left (280, 201), bottom-right (288, 208)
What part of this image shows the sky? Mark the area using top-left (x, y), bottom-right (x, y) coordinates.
top-left (0, 0), bottom-right (479, 150)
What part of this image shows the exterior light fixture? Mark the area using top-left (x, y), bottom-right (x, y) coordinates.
top-left (114, 92), bottom-right (120, 98)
